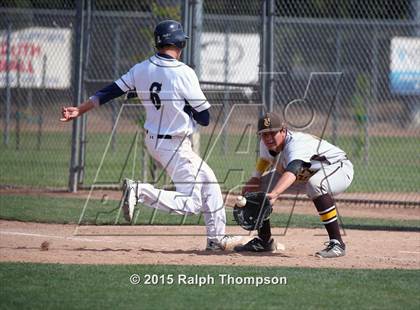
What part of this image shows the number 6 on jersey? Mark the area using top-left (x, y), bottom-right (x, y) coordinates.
top-left (149, 82), bottom-right (162, 110)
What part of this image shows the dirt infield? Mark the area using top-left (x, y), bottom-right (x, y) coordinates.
top-left (1, 189), bottom-right (419, 269)
top-left (1, 220), bottom-right (419, 269)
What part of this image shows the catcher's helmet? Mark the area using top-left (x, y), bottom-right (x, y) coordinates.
top-left (154, 20), bottom-right (189, 49)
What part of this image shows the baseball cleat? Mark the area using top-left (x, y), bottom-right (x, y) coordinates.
top-left (206, 235), bottom-right (244, 251)
top-left (206, 239), bottom-right (224, 251)
top-left (234, 237), bottom-right (278, 253)
top-left (315, 239), bottom-right (346, 258)
top-left (122, 178), bottom-right (137, 222)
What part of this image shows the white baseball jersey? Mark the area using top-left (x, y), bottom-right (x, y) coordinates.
top-left (259, 130), bottom-right (353, 197)
top-left (114, 53), bottom-right (226, 242)
top-left (260, 130), bottom-right (348, 173)
top-left (115, 54), bottom-right (210, 136)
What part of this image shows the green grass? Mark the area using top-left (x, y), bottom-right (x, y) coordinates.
top-left (0, 131), bottom-right (72, 187)
top-left (1, 195), bottom-right (419, 231)
top-left (1, 131), bottom-right (419, 192)
top-left (0, 262), bottom-right (419, 310)
top-left (0, 131), bottom-right (144, 188)
top-left (342, 136), bottom-right (420, 193)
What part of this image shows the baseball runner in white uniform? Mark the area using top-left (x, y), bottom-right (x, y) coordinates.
top-left (236, 112), bottom-right (354, 257)
top-left (60, 20), bottom-right (241, 251)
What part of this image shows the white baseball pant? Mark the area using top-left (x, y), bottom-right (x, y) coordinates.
top-left (261, 160), bottom-right (354, 199)
top-left (136, 132), bottom-right (226, 242)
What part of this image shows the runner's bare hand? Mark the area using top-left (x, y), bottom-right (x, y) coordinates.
top-left (60, 106), bottom-right (80, 122)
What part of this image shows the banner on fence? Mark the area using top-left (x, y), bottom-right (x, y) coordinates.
top-left (0, 27), bottom-right (72, 89)
top-left (390, 37), bottom-right (420, 95)
top-left (200, 32), bottom-right (259, 85)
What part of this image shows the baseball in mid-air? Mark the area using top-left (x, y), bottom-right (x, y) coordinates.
top-left (235, 195), bottom-right (247, 207)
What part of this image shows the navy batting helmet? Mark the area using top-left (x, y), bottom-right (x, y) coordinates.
top-left (154, 20), bottom-right (189, 49)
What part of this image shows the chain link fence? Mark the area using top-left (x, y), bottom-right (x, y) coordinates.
top-left (269, 6), bottom-right (420, 204)
top-left (1, 0), bottom-right (419, 206)
top-left (1, 3), bottom-right (75, 188)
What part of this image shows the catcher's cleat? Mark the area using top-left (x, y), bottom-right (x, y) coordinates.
top-left (206, 235), bottom-right (244, 251)
top-left (315, 239), bottom-right (346, 258)
top-left (234, 237), bottom-right (277, 253)
top-left (122, 178), bottom-right (137, 222)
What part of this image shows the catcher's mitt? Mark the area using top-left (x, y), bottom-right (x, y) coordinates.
top-left (233, 192), bottom-right (273, 231)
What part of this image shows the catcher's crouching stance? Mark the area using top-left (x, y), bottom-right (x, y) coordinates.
top-left (235, 112), bottom-right (354, 258)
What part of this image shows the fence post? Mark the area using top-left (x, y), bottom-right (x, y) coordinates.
top-left (190, 0), bottom-right (203, 156)
top-left (260, 0), bottom-right (274, 113)
top-left (260, 1), bottom-right (267, 115)
top-left (37, 55), bottom-right (47, 151)
top-left (191, 0), bottom-right (202, 77)
top-left (332, 26), bottom-right (342, 145)
top-left (222, 24), bottom-right (231, 155)
top-left (181, 0), bottom-right (191, 65)
top-left (69, 0), bottom-right (86, 192)
top-left (365, 28), bottom-right (379, 166)
top-left (15, 59), bottom-right (21, 151)
top-left (77, 0), bottom-right (92, 186)
top-left (4, 23), bottom-right (12, 146)
top-left (111, 24), bottom-right (121, 153)
top-left (266, 0), bottom-right (274, 113)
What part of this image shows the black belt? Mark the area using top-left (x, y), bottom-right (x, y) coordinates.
top-left (146, 130), bottom-right (172, 139)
